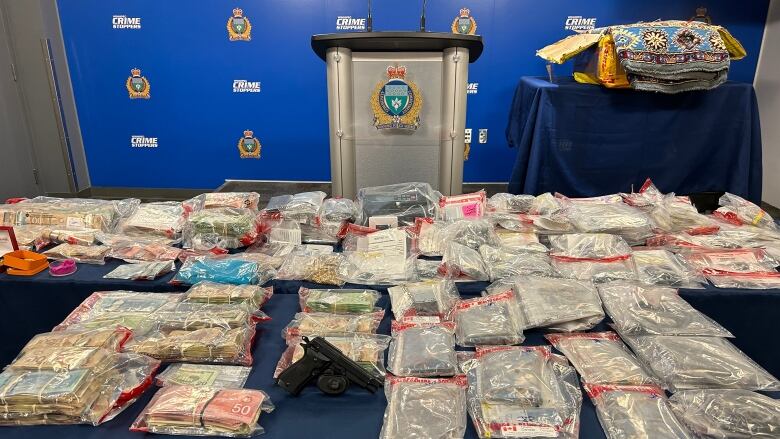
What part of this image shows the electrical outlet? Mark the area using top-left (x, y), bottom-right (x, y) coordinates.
top-left (478, 129), bottom-right (488, 144)
top-left (464, 128), bottom-right (472, 143)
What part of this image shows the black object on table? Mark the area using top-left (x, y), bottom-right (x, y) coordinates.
top-left (276, 336), bottom-right (383, 396)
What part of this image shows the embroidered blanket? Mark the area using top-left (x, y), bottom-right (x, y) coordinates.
top-left (608, 21), bottom-right (730, 92)
top-left (537, 20), bottom-right (746, 94)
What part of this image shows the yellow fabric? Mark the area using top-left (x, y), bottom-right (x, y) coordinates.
top-left (717, 27), bottom-right (747, 60)
top-left (596, 34), bottom-right (630, 88)
top-left (536, 33), bottom-right (602, 64)
top-left (573, 72), bottom-right (600, 85)
top-left (572, 35), bottom-right (630, 89)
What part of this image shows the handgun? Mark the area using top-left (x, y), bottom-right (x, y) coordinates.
top-left (276, 336), bottom-right (384, 396)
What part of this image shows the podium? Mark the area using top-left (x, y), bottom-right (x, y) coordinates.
top-left (312, 32), bottom-right (483, 198)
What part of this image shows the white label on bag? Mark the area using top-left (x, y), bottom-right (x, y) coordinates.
top-left (499, 425), bottom-right (557, 438)
top-left (368, 215), bottom-right (398, 229)
top-left (66, 216), bottom-right (85, 229)
top-left (366, 229), bottom-right (406, 256)
top-left (269, 228), bottom-right (302, 245)
top-left (125, 209), bottom-right (177, 231)
top-left (299, 244), bottom-right (333, 254)
top-left (403, 316), bottom-right (441, 324)
top-left (444, 203), bottom-right (481, 220)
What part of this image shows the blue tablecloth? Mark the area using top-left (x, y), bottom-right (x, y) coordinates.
top-left (1, 265), bottom-right (779, 438)
top-left (0, 291), bottom-right (614, 439)
top-left (506, 77), bottom-right (763, 203)
top-left (1, 263), bottom-right (779, 377)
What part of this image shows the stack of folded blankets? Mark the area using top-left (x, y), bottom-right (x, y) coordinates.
top-left (537, 20), bottom-right (746, 93)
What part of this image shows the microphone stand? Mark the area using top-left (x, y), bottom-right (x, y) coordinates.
top-left (367, 0), bottom-right (372, 32)
top-left (420, 0), bottom-right (427, 32)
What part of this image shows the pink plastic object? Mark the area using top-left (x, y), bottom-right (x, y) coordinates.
top-left (49, 259), bottom-right (77, 277)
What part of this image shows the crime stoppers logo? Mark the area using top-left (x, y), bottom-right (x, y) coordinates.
top-left (565, 16), bottom-right (596, 32)
top-left (227, 8), bottom-right (251, 41)
top-left (467, 82), bottom-right (478, 95)
top-left (113, 15), bottom-right (141, 29)
top-left (233, 80), bottom-right (261, 93)
top-left (131, 135), bottom-right (157, 148)
top-left (238, 130), bottom-right (261, 159)
top-left (126, 68), bottom-right (150, 99)
top-left (336, 16), bottom-right (366, 31)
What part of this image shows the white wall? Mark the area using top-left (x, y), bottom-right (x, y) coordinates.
top-left (757, 0), bottom-right (780, 206)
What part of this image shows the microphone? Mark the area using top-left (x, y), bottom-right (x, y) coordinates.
top-left (420, 0), bottom-right (427, 32)
top-left (367, 0), bottom-right (372, 32)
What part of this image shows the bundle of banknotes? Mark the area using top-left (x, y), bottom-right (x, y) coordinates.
top-left (0, 346), bottom-right (159, 426)
top-left (128, 327), bottom-right (256, 366)
top-left (298, 288), bottom-right (380, 314)
top-left (131, 386), bottom-right (273, 437)
top-left (184, 282), bottom-right (273, 308)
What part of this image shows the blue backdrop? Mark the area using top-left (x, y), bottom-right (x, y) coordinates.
top-left (57, 0), bottom-right (770, 189)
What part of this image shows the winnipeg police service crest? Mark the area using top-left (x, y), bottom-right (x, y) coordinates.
top-left (237, 130), bottom-right (261, 159)
top-left (227, 8), bottom-right (251, 41)
top-left (126, 68), bottom-right (150, 99)
top-left (452, 8), bottom-right (477, 35)
top-left (371, 66), bottom-right (422, 131)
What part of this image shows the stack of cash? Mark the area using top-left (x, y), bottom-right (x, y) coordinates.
top-left (21, 327), bottom-right (130, 353)
top-left (156, 364), bottom-right (252, 388)
top-left (61, 312), bottom-right (157, 335)
top-left (284, 312), bottom-right (384, 337)
top-left (188, 209), bottom-right (255, 238)
top-left (152, 303), bottom-right (252, 331)
top-left (0, 197), bottom-right (133, 232)
top-left (185, 208), bottom-right (257, 249)
top-left (10, 347), bottom-right (115, 373)
top-left (0, 347), bottom-right (160, 426)
top-left (184, 282), bottom-right (271, 307)
top-left (103, 261), bottom-right (176, 281)
top-left (131, 386), bottom-right (273, 436)
top-left (129, 327), bottom-right (255, 366)
top-left (118, 201), bottom-right (185, 240)
top-left (56, 291), bottom-right (184, 337)
top-left (43, 243), bottom-right (111, 264)
top-left (0, 368), bottom-right (106, 425)
top-left (300, 289), bottom-right (379, 314)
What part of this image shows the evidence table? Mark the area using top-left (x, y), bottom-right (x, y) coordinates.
top-left (0, 292), bottom-right (778, 439)
top-left (0, 293), bottom-right (608, 439)
top-left (0, 262), bottom-right (779, 438)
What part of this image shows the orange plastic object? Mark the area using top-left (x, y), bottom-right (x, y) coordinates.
top-left (3, 250), bottom-right (49, 272)
top-left (7, 263), bottom-right (49, 276)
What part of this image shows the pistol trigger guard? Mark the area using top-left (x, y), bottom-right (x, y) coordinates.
top-left (317, 370), bottom-right (349, 395)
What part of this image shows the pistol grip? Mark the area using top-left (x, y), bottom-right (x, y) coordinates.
top-left (276, 349), bottom-right (331, 396)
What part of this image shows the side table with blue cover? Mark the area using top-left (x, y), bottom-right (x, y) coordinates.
top-left (506, 76), bottom-right (763, 203)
